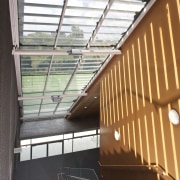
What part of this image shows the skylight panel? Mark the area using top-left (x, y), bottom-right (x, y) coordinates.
top-left (46, 74), bottom-right (71, 92)
top-left (67, 0), bottom-right (108, 9)
top-left (22, 75), bottom-right (47, 92)
top-left (67, 73), bottom-right (94, 92)
top-left (102, 19), bottom-right (132, 27)
top-left (56, 106), bottom-right (71, 113)
top-left (106, 11), bottom-right (135, 20)
top-left (23, 104), bottom-right (40, 114)
top-left (24, 108), bottom-right (39, 114)
top-left (112, 1), bottom-right (145, 11)
top-left (16, 0), bottom-right (149, 120)
top-left (24, 16), bottom-right (59, 24)
top-left (66, 8), bottom-right (103, 18)
top-left (24, 6), bottom-right (62, 15)
top-left (63, 17), bottom-right (97, 26)
top-left (23, 24), bottom-right (58, 32)
top-left (40, 104), bottom-right (57, 113)
top-left (98, 26), bottom-right (127, 34)
top-left (95, 33), bottom-right (122, 41)
top-left (24, 0), bottom-right (63, 6)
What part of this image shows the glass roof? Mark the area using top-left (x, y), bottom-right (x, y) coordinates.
top-left (17, 0), bottom-right (147, 120)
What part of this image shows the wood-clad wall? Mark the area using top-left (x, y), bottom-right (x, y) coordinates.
top-left (100, 0), bottom-right (180, 179)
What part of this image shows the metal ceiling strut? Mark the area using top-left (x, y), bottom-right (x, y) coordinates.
top-left (18, 93), bottom-right (87, 101)
top-left (53, 56), bottom-right (83, 114)
top-left (86, 0), bottom-right (115, 49)
top-left (9, 0), bottom-right (24, 112)
top-left (12, 49), bottom-right (122, 56)
top-left (38, 0), bottom-right (68, 115)
top-left (9, 0), bottom-right (22, 97)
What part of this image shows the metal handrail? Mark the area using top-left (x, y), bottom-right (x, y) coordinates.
top-left (57, 173), bottom-right (89, 180)
top-left (57, 167), bottom-right (99, 180)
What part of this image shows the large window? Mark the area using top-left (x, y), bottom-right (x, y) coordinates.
top-left (20, 129), bottom-right (100, 161)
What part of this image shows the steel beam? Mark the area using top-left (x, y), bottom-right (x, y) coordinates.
top-left (18, 93), bottom-right (87, 101)
top-left (86, 0), bottom-right (115, 48)
top-left (9, 0), bottom-right (23, 107)
top-left (12, 49), bottom-right (121, 56)
top-left (53, 56), bottom-right (83, 114)
top-left (54, 0), bottom-right (68, 47)
top-left (38, 0), bottom-right (68, 115)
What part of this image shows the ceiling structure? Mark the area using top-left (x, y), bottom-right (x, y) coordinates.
top-left (9, 0), bottom-right (154, 121)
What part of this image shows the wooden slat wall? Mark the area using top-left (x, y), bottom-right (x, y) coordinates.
top-left (100, 0), bottom-right (180, 179)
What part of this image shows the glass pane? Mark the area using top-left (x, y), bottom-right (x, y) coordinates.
top-left (32, 144), bottom-right (47, 159)
top-left (22, 74), bottom-right (47, 92)
top-left (20, 32), bottom-right (56, 46)
top-left (74, 130), bottom-right (96, 137)
top-left (102, 19), bottom-right (131, 27)
top-left (24, 24), bottom-right (58, 32)
top-left (112, 0), bottom-right (145, 11)
top-left (63, 17), bottom-right (96, 26)
top-left (64, 139), bottom-right (72, 154)
top-left (21, 139), bottom-right (31, 146)
top-left (67, 0), bottom-right (108, 9)
top-left (23, 112), bottom-right (39, 117)
top-left (48, 142), bottom-right (62, 156)
top-left (64, 133), bottom-right (73, 139)
top-left (31, 135), bottom-right (63, 144)
top-left (23, 104), bottom-right (40, 114)
top-left (46, 74), bottom-right (71, 92)
top-left (40, 103), bottom-right (57, 113)
top-left (97, 135), bottom-right (100, 148)
top-left (56, 97), bottom-right (75, 112)
top-left (24, 0), bottom-right (63, 5)
top-left (98, 26), bottom-right (127, 34)
top-left (67, 73), bottom-right (94, 93)
top-left (73, 135), bottom-right (97, 152)
top-left (24, 6), bottom-right (62, 15)
top-left (106, 11), bottom-right (135, 20)
top-left (39, 111), bottom-right (54, 116)
top-left (20, 146), bottom-right (31, 161)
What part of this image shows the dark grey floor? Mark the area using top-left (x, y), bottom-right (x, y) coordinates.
top-left (20, 117), bottom-right (99, 139)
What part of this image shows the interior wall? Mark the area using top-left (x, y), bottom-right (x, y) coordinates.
top-left (0, 0), bottom-right (19, 179)
top-left (14, 148), bottom-right (99, 180)
top-left (100, 0), bottom-right (180, 179)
